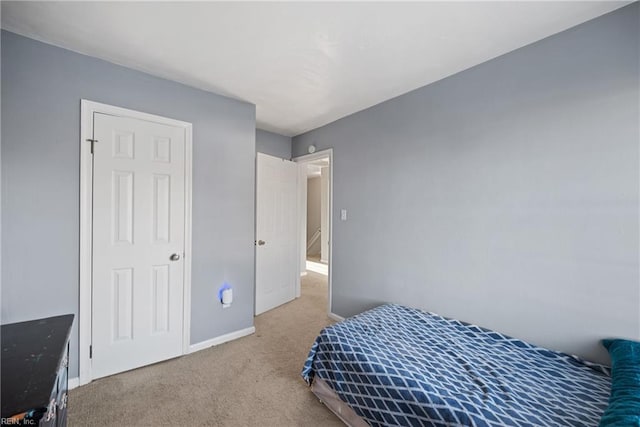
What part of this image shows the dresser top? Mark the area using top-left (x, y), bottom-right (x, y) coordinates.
top-left (1, 314), bottom-right (74, 418)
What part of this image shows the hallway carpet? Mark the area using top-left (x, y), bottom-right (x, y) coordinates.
top-left (69, 271), bottom-right (342, 426)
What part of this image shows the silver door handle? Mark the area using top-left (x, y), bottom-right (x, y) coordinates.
top-left (170, 253), bottom-right (181, 261)
top-left (257, 240), bottom-right (266, 246)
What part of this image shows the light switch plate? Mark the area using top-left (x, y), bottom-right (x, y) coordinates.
top-left (341, 209), bottom-right (347, 221)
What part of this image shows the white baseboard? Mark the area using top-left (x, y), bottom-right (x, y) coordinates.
top-left (68, 377), bottom-right (80, 390)
top-left (328, 312), bottom-right (345, 322)
top-left (68, 328), bottom-right (255, 389)
top-left (300, 271), bottom-right (308, 277)
top-left (189, 326), bottom-right (255, 353)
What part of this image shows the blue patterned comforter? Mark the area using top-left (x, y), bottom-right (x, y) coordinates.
top-left (302, 304), bottom-right (611, 426)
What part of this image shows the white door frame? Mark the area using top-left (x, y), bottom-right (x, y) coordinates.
top-left (293, 149), bottom-right (336, 319)
top-left (79, 100), bottom-right (193, 386)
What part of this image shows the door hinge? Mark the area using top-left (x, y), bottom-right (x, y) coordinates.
top-left (89, 345), bottom-right (93, 359)
top-left (86, 138), bottom-right (98, 154)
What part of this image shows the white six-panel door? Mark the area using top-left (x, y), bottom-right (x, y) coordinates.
top-left (92, 113), bottom-right (186, 379)
top-left (255, 153), bottom-right (298, 315)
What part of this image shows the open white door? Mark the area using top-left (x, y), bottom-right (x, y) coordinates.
top-left (91, 112), bottom-right (186, 379)
top-left (255, 153), bottom-right (298, 315)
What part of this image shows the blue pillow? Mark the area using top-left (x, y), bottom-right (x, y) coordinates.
top-left (600, 339), bottom-right (640, 426)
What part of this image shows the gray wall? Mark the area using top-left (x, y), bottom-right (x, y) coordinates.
top-left (1, 30), bottom-right (257, 378)
top-left (256, 129), bottom-right (291, 159)
top-left (293, 4), bottom-right (639, 364)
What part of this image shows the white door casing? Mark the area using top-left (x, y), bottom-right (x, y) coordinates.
top-left (80, 100), bottom-right (192, 384)
top-left (320, 166), bottom-right (329, 263)
top-left (255, 153), bottom-right (298, 315)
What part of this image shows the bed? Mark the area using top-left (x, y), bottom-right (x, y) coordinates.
top-left (302, 304), bottom-right (612, 426)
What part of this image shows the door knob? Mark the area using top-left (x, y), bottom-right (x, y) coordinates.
top-left (257, 240), bottom-right (266, 246)
top-left (170, 253), bottom-right (181, 261)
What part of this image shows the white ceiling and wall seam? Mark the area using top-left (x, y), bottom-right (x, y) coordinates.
top-left (0, 1), bottom-right (629, 136)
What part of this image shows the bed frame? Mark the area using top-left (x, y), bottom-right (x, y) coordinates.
top-left (311, 377), bottom-right (369, 427)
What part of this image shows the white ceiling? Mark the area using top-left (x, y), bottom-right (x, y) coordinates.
top-left (306, 158), bottom-right (330, 177)
top-left (1, 1), bottom-right (630, 136)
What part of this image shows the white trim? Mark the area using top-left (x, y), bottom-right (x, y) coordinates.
top-left (295, 165), bottom-right (307, 298)
top-left (188, 327), bottom-right (256, 353)
top-left (294, 149), bottom-right (334, 318)
top-left (68, 377), bottom-right (80, 391)
top-left (182, 124), bottom-right (193, 356)
top-left (328, 313), bottom-right (345, 322)
top-left (79, 101), bottom-right (93, 386)
top-left (79, 100), bottom-right (193, 386)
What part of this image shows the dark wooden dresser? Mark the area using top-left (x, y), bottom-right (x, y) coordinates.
top-left (1, 315), bottom-right (74, 426)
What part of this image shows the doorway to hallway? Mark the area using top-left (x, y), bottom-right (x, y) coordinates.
top-left (295, 149), bottom-right (334, 318)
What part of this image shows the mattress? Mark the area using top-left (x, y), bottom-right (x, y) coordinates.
top-left (302, 304), bottom-right (611, 426)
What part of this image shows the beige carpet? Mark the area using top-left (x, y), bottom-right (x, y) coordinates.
top-left (69, 271), bottom-right (343, 426)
